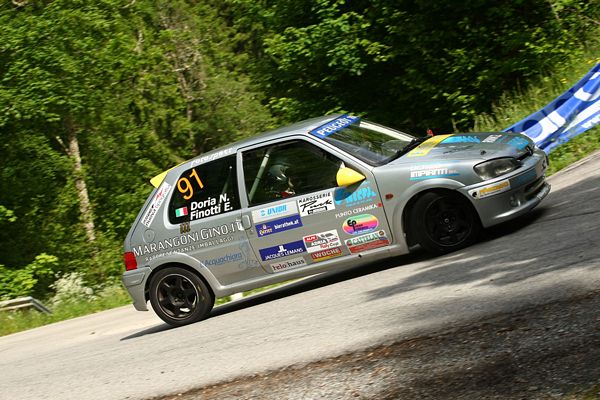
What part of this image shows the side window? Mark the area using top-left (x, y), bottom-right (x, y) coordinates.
top-left (243, 140), bottom-right (342, 206)
top-left (168, 155), bottom-right (240, 224)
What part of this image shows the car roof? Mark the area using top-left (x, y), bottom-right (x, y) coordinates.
top-left (150, 114), bottom-right (342, 187)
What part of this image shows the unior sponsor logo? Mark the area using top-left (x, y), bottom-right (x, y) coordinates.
top-left (270, 257), bottom-right (307, 272)
top-left (252, 201), bottom-right (298, 223)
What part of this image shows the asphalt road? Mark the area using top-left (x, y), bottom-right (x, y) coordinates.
top-left (1, 152), bottom-right (599, 400)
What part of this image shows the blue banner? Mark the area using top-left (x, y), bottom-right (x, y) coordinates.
top-left (504, 63), bottom-right (600, 153)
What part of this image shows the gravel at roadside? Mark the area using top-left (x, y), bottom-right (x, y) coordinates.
top-left (156, 290), bottom-right (600, 400)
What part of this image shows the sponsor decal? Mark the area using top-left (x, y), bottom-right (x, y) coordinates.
top-left (409, 164), bottom-right (459, 181)
top-left (252, 201), bottom-right (298, 223)
top-left (309, 114), bottom-right (360, 139)
top-left (175, 207), bottom-right (188, 217)
top-left (203, 252), bottom-right (243, 267)
top-left (190, 148), bottom-right (235, 168)
top-left (256, 214), bottom-right (303, 237)
top-left (133, 222), bottom-right (239, 257)
top-left (407, 135), bottom-right (452, 157)
top-left (259, 240), bottom-right (306, 261)
top-left (342, 214), bottom-right (379, 235)
top-left (141, 182), bottom-right (172, 227)
top-left (297, 192), bottom-right (335, 216)
top-left (179, 221), bottom-right (191, 234)
top-left (442, 135), bottom-right (481, 144)
top-left (482, 134), bottom-right (503, 143)
top-left (334, 202), bottom-right (382, 219)
top-left (345, 230), bottom-right (390, 253)
top-left (190, 193), bottom-right (234, 221)
top-left (469, 179), bottom-right (511, 199)
top-left (270, 257), bottom-right (307, 273)
top-left (303, 230), bottom-right (342, 253)
top-left (507, 136), bottom-right (530, 150)
top-left (311, 247), bottom-right (343, 262)
top-left (334, 183), bottom-right (378, 208)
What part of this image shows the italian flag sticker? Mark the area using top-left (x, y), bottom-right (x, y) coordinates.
top-left (175, 207), bottom-right (188, 217)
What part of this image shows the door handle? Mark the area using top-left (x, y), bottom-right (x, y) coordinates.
top-left (239, 215), bottom-right (252, 230)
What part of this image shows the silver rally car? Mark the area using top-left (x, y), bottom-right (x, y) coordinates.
top-left (122, 114), bottom-right (550, 326)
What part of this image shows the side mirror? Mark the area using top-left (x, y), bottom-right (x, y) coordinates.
top-left (336, 167), bottom-right (366, 187)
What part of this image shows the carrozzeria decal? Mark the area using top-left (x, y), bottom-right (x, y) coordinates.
top-left (469, 179), bottom-right (511, 199)
top-left (297, 192), bottom-right (335, 216)
top-left (346, 230), bottom-right (390, 253)
top-left (303, 230), bottom-right (342, 253)
top-left (335, 203), bottom-right (382, 219)
top-left (334, 183), bottom-right (378, 207)
top-left (407, 135), bottom-right (451, 157)
top-left (252, 201), bottom-right (298, 224)
top-left (141, 182), bottom-right (172, 227)
top-left (342, 214), bottom-right (379, 235)
top-left (256, 214), bottom-right (303, 237)
top-left (309, 114), bottom-right (360, 139)
top-left (270, 257), bottom-right (307, 273)
top-left (259, 240), bottom-right (306, 261)
top-left (409, 164), bottom-right (459, 181)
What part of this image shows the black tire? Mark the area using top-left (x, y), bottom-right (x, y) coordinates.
top-left (408, 191), bottom-right (480, 255)
top-left (149, 267), bottom-right (214, 327)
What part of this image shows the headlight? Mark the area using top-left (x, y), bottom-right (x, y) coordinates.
top-left (474, 158), bottom-right (521, 180)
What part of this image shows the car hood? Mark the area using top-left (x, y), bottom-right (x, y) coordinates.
top-left (389, 132), bottom-right (535, 164)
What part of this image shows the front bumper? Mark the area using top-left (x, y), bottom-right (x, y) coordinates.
top-left (461, 152), bottom-right (550, 228)
top-left (122, 266), bottom-right (151, 311)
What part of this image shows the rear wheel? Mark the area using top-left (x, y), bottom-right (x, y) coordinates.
top-left (149, 267), bottom-right (214, 327)
top-left (408, 191), bottom-right (480, 255)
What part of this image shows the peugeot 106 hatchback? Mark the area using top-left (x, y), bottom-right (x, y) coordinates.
top-left (122, 115), bottom-right (550, 326)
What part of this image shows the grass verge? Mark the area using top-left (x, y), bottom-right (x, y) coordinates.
top-left (0, 285), bottom-right (130, 337)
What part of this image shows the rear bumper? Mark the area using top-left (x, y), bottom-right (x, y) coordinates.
top-left (122, 267), bottom-right (151, 311)
top-left (460, 151), bottom-right (550, 228)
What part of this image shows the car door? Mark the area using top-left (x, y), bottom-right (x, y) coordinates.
top-left (238, 137), bottom-right (392, 274)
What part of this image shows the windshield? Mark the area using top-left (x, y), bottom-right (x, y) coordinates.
top-left (318, 118), bottom-right (415, 165)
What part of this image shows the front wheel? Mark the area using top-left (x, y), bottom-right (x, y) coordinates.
top-left (149, 267), bottom-right (214, 327)
top-left (408, 191), bottom-right (480, 255)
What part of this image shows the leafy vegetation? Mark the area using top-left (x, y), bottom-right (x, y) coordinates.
top-left (0, 0), bottom-right (598, 332)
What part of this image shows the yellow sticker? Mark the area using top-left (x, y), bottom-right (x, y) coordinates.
top-left (479, 180), bottom-right (510, 197)
top-left (407, 135), bottom-right (452, 157)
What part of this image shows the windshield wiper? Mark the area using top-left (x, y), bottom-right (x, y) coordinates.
top-left (386, 136), bottom-right (429, 162)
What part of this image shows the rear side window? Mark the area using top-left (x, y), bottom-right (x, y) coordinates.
top-left (168, 155), bottom-right (240, 224)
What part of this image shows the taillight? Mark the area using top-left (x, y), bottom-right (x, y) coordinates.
top-left (123, 252), bottom-right (138, 271)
